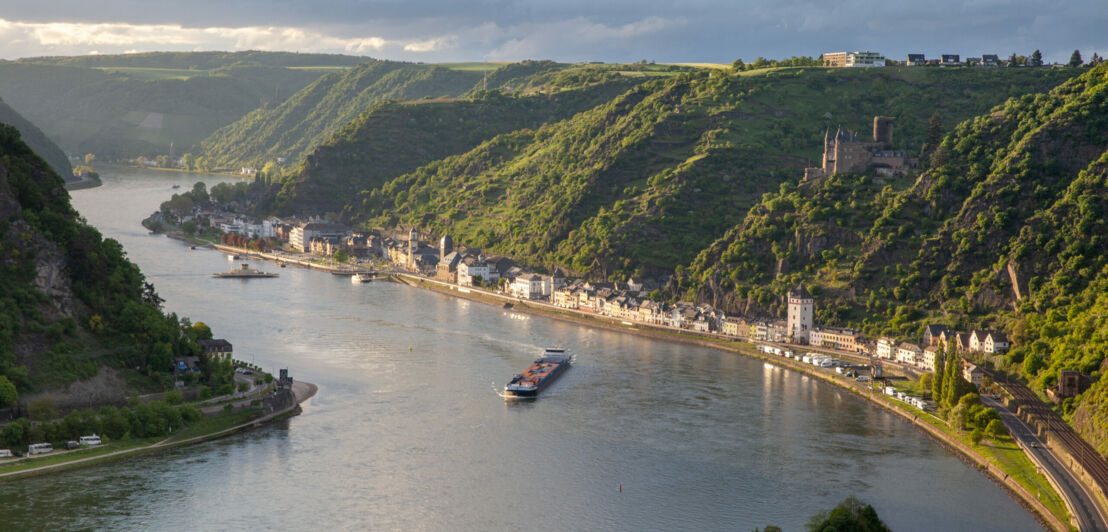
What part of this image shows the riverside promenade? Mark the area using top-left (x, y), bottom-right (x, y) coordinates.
top-left (0, 381), bottom-right (317, 481)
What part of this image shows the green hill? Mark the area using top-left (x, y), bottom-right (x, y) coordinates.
top-left (17, 50), bottom-right (369, 70)
top-left (0, 124), bottom-right (205, 406)
top-left (202, 61), bottom-right (694, 171)
top-left (200, 61), bottom-right (490, 168)
top-left (312, 66), bottom-right (1073, 278)
top-left (0, 53), bottom-right (367, 160)
top-left (266, 79), bottom-right (645, 215)
top-left (0, 96), bottom-right (71, 178)
top-left (678, 64), bottom-right (1108, 449)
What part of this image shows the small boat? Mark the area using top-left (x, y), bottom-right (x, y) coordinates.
top-left (227, 254), bottom-right (242, 261)
top-left (504, 348), bottom-right (571, 398)
top-left (213, 263), bottom-right (278, 278)
top-left (189, 246), bottom-right (197, 250)
top-left (280, 263), bottom-right (287, 268)
top-left (351, 273), bottom-right (373, 283)
top-left (171, 184), bottom-right (181, 189)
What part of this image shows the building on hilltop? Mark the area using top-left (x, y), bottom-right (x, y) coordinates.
top-left (198, 339), bottom-right (233, 362)
top-left (786, 284), bottom-right (814, 344)
top-left (906, 53), bottom-right (927, 66)
top-left (804, 116), bottom-right (916, 180)
top-left (941, 54), bottom-right (961, 66)
top-left (822, 51), bottom-right (886, 68)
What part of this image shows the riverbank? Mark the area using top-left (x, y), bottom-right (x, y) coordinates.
top-left (64, 172), bottom-right (101, 191)
top-left (169, 242), bottom-right (1072, 529)
top-left (392, 274), bottom-right (1071, 531)
top-left (0, 381), bottom-right (316, 482)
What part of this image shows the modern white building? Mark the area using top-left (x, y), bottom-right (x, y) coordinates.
top-left (290, 222), bottom-right (349, 252)
top-left (510, 274), bottom-right (549, 300)
top-left (787, 284), bottom-right (814, 343)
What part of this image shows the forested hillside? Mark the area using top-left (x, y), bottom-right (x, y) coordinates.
top-left (266, 78), bottom-right (645, 215)
top-left (676, 64), bottom-right (1108, 450)
top-left (297, 66), bottom-right (1073, 278)
top-left (0, 97), bottom-right (71, 178)
top-left (0, 124), bottom-right (205, 410)
top-left (200, 61), bottom-right (489, 168)
top-left (0, 52), bottom-right (368, 159)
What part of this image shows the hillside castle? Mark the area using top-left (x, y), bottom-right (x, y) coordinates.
top-left (804, 117), bottom-right (916, 180)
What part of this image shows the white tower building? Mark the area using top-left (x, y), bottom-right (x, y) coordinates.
top-left (787, 284), bottom-right (814, 344)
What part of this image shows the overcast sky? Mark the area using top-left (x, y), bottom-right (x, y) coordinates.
top-left (0, 0), bottom-right (1104, 63)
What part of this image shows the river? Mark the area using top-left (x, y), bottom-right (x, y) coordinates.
top-left (0, 168), bottom-right (1042, 531)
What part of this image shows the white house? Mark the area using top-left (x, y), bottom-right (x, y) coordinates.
top-left (510, 274), bottom-right (548, 300)
top-left (456, 258), bottom-right (491, 287)
top-left (876, 337), bottom-right (896, 359)
top-left (896, 342), bottom-right (923, 366)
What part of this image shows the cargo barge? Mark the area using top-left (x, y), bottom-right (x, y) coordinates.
top-left (504, 348), bottom-right (571, 398)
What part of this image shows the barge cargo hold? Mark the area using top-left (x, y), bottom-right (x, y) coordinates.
top-left (504, 348), bottom-right (571, 398)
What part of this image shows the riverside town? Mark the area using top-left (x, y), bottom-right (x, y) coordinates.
top-left (2, 17), bottom-right (1107, 530)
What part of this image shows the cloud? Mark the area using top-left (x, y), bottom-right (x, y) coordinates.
top-left (404, 36), bottom-right (457, 53)
top-left (487, 16), bottom-right (684, 60)
top-left (0, 18), bottom-right (390, 59)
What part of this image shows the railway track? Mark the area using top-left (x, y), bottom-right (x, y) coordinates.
top-left (989, 369), bottom-right (1108, 497)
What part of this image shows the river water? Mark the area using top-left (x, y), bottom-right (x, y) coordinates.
top-left (1, 168), bottom-right (1041, 531)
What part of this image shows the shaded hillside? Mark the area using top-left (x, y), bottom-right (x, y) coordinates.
top-left (18, 51), bottom-right (369, 70)
top-left (268, 80), bottom-right (643, 215)
top-left (0, 55), bottom-right (352, 159)
top-left (201, 62), bottom-right (488, 168)
top-left (677, 64), bottom-right (1108, 449)
top-left (318, 66), bottom-right (1074, 277)
top-left (0, 96), bottom-right (71, 178)
top-left (0, 124), bottom-right (202, 405)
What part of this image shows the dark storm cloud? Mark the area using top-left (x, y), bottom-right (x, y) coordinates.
top-left (0, 0), bottom-right (1103, 62)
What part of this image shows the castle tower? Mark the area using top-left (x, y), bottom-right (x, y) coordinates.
top-left (440, 234), bottom-right (453, 261)
top-left (821, 128), bottom-right (830, 171)
top-left (408, 228), bottom-right (418, 266)
top-left (787, 283), bottom-right (814, 344)
top-left (873, 116), bottom-right (894, 148)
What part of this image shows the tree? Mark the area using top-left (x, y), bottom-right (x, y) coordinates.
top-left (181, 220), bottom-right (198, 236)
top-left (181, 153), bottom-right (196, 171)
top-left (986, 418), bottom-right (1007, 439)
top-left (84, 153), bottom-right (96, 164)
top-left (919, 372), bottom-right (932, 393)
top-left (191, 182), bottom-right (209, 203)
top-left (921, 113), bottom-right (943, 161)
top-left (1068, 50), bottom-right (1083, 67)
top-left (1030, 49), bottom-right (1043, 67)
top-left (731, 58), bottom-right (746, 71)
top-left (333, 248), bottom-right (349, 263)
top-left (1090, 53), bottom-right (1104, 66)
top-left (932, 350), bottom-right (946, 402)
top-left (156, 154), bottom-right (170, 168)
top-left (28, 396), bottom-right (57, 421)
top-left (0, 375), bottom-right (17, 407)
top-left (806, 496), bottom-right (890, 532)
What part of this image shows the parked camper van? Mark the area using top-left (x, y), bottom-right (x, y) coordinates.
top-left (79, 435), bottom-right (102, 446)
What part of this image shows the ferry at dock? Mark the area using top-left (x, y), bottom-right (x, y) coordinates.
top-left (504, 348), bottom-right (571, 398)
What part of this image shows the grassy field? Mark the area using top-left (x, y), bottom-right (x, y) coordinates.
top-left (94, 67), bottom-right (206, 80)
top-left (438, 62), bottom-right (508, 72)
top-left (665, 62), bottom-right (731, 69)
top-left (0, 437), bottom-right (161, 474)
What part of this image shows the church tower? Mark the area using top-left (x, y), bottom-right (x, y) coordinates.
top-left (440, 234), bottom-right (454, 261)
top-left (787, 284), bottom-right (814, 344)
top-left (408, 228), bottom-right (418, 267)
